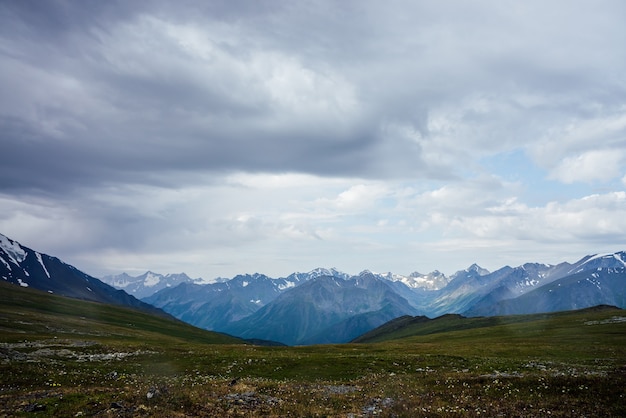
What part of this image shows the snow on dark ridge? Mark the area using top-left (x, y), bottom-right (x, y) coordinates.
top-left (0, 233), bottom-right (171, 318)
top-left (0, 233), bottom-right (27, 265)
top-left (35, 252), bottom-right (51, 278)
top-left (572, 251), bottom-right (626, 273)
top-left (1, 256), bottom-right (11, 271)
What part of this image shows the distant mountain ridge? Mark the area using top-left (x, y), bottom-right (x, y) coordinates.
top-left (100, 271), bottom-right (216, 299)
top-left (108, 267), bottom-right (452, 299)
top-left (144, 251), bottom-right (626, 345)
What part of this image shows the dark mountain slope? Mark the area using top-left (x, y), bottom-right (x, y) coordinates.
top-left (0, 233), bottom-right (169, 318)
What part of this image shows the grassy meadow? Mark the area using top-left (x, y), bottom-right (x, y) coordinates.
top-left (1, 281), bottom-right (625, 417)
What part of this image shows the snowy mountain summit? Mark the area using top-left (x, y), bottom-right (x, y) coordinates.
top-left (375, 269), bottom-right (453, 291)
top-left (100, 271), bottom-right (212, 299)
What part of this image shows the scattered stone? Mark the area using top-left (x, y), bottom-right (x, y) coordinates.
top-left (110, 401), bottom-right (123, 409)
top-left (223, 391), bottom-right (281, 409)
top-left (362, 397), bottom-right (394, 416)
top-left (323, 385), bottom-right (359, 395)
top-left (146, 387), bottom-right (158, 400)
top-left (479, 371), bottom-right (523, 379)
top-left (23, 403), bottom-right (46, 412)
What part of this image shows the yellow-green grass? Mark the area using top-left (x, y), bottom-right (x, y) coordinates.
top-left (1, 281), bottom-right (625, 417)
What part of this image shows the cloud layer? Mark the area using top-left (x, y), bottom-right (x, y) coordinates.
top-left (1, 1), bottom-right (625, 277)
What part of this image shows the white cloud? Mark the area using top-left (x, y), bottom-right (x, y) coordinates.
top-left (432, 191), bottom-right (626, 243)
top-left (549, 149), bottom-right (626, 183)
top-left (333, 184), bottom-right (389, 210)
top-left (530, 110), bottom-right (626, 184)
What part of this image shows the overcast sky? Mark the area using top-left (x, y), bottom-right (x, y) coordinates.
top-left (1, 1), bottom-right (625, 279)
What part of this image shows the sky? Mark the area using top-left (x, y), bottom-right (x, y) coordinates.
top-left (1, 0), bottom-right (626, 280)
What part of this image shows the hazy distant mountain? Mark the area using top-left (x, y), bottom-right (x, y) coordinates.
top-left (145, 273), bottom-right (298, 330)
top-left (0, 233), bottom-right (169, 318)
top-left (423, 265), bottom-right (515, 316)
top-left (100, 271), bottom-right (213, 299)
top-left (377, 269), bottom-right (451, 291)
top-left (141, 267), bottom-right (458, 334)
top-left (222, 272), bottom-right (419, 345)
top-left (143, 268), bottom-right (354, 331)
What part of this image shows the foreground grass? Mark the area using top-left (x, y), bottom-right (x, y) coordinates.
top-left (1, 283), bottom-right (625, 416)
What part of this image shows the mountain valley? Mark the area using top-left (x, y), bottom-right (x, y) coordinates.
top-left (3, 232), bottom-right (626, 346)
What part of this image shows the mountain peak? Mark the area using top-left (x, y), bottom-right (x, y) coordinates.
top-left (467, 263), bottom-right (490, 276)
top-left (101, 271), bottom-right (202, 298)
top-left (584, 251), bottom-right (626, 266)
top-left (458, 263), bottom-right (491, 276)
top-left (296, 267), bottom-right (350, 280)
top-left (0, 233), bottom-right (27, 266)
top-left (570, 251), bottom-right (626, 274)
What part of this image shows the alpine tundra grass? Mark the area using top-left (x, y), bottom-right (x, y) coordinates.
top-left (1, 282), bottom-right (625, 417)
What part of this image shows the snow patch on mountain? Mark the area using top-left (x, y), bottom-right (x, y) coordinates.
top-left (0, 233), bottom-right (27, 265)
top-left (288, 267), bottom-right (351, 282)
top-left (515, 278), bottom-right (539, 293)
top-left (1, 256), bottom-right (11, 271)
top-left (101, 271), bottom-right (203, 298)
top-left (278, 281), bottom-right (296, 291)
top-left (574, 251), bottom-right (626, 273)
top-left (35, 252), bottom-right (50, 278)
top-left (613, 252), bottom-right (626, 267)
top-left (376, 269), bottom-right (451, 291)
top-left (144, 272), bottom-right (161, 287)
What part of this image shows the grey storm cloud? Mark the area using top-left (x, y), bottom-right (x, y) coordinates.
top-left (3, 0), bottom-right (626, 196)
top-left (1, 1), bottom-right (438, 193)
top-left (2, 1), bottom-right (626, 278)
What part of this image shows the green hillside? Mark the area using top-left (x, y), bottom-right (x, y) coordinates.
top-left (0, 280), bottom-right (244, 346)
top-left (352, 305), bottom-right (626, 344)
top-left (1, 282), bottom-right (625, 417)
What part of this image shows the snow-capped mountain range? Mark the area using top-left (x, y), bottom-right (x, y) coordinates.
top-left (141, 251), bottom-right (626, 344)
top-left (2, 231), bottom-right (625, 346)
top-left (100, 271), bottom-right (220, 299)
top-left (102, 267), bottom-right (454, 299)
